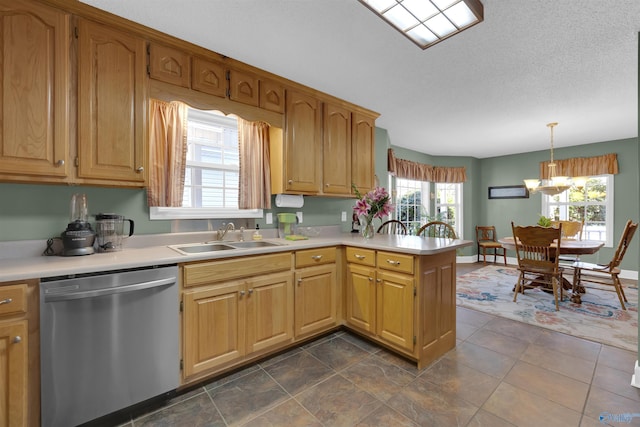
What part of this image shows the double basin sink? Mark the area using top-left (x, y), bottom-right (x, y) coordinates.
top-left (168, 240), bottom-right (283, 255)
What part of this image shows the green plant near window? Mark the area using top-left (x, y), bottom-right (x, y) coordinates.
top-left (537, 215), bottom-right (552, 227)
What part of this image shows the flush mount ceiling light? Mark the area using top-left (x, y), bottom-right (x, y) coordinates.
top-left (524, 122), bottom-right (588, 196)
top-left (358, 0), bottom-right (484, 49)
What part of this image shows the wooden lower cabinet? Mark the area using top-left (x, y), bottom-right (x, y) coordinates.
top-left (182, 270), bottom-right (293, 380)
top-left (0, 280), bottom-right (38, 427)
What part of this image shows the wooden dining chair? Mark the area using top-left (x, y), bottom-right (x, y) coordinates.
top-left (551, 219), bottom-right (585, 265)
top-left (511, 222), bottom-right (564, 311)
top-left (417, 221), bottom-right (457, 239)
top-left (377, 219), bottom-right (407, 235)
top-left (572, 219), bottom-right (638, 310)
top-left (475, 225), bottom-right (507, 265)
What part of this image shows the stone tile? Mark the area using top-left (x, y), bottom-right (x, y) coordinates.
top-left (373, 348), bottom-right (423, 376)
top-left (467, 409), bottom-right (516, 427)
top-left (207, 369), bottom-right (288, 426)
top-left (467, 328), bottom-right (530, 359)
top-left (422, 356), bottom-right (501, 407)
top-left (341, 331), bottom-right (382, 353)
top-left (519, 342), bottom-right (596, 383)
top-left (305, 335), bottom-right (371, 371)
top-left (262, 351), bottom-right (333, 395)
top-left (533, 329), bottom-right (601, 362)
top-left (341, 354), bottom-right (416, 402)
top-left (241, 398), bottom-right (322, 427)
top-left (258, 345), bottom-right (303, 368)
top-left (482, 382), bottom-right (582, 427)
top-left (592, 363), bottom-right (640, 402)
top-left (584, 387), bottom-right (640, 427)
top-left (483, 316), bottom-right (543, 343)
top-left (297, 375), bottom-right (382, 426)
top-left (457, 306), bottom-right (494, 327)
top-left (204, 363), bottom-right (261, 392)
top-left (503, 360), bottom-right (589, 412)
top-left (355, 404), bottom-right (419, 427)
top-left (133, 393), bottom-right (225, 427)
top-left (456, 320), bottom-right (479, 341)
top-left (581, 415), bottom-right (610, 427)
top-left (597, 345), bottom-right (638, 371)
top-left (446, 341), bottom-right (517, 379)
top-left (387, 376), bottom-right (478, 427)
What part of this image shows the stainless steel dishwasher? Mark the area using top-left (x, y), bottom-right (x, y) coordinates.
top-left (40, 265), bottom-right (180, 427)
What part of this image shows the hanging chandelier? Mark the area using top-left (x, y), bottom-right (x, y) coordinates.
top-left (523, 122), bottom-right (587, 196)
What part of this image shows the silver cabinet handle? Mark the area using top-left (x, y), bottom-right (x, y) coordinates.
top-left (354, 254), bottom-right (366, 260)
top-left (56, 160), bottom-right (65, 167)
top-left (0, 298), bottom-right (12, 305)
top-left (376, 279), bottom-right (382, 283)
top-left (136, 166), bottom-right (144, 172)
top-left (239, 290), bottom-right (246, 297)
top-left (386, 259), bottom-right (401, 266)
top-left (248, 289), bottom-right (254, 295)
top-left (297, 279), bottom-right (302, 285)
top-left (13, 336), bottom-right (21, 344)
top-left (368, 277), bottom-right (373, 282)
top-left (288, 179), bottom-right (293, 184)
top-left (311, 255), bottom-right (323, 260)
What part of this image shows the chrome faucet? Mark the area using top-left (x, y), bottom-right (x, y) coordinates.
top-left (214, 222), bottom-right (235, 241)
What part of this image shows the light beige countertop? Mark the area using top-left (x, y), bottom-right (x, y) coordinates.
top-left (0, 232), bottom-right (472, 282)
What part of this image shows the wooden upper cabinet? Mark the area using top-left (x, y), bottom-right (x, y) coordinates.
top-left (352, 112), bottom-right (376, 194)
top-left (0, 0), bottom-right (69, 179)
top-left (260, 79), bottom-right (285, 113)
top-left (228, 68), bottom-right (259, 107)
top-left (191, 56), bottom-right (226, 98)
top-left (323, 102), bottom-right (352, 195)
top-left (77, 19), bottom-right (147, 185)
top-left (283, 90), bottom-right (322, 193)
top-left (148, 42), bottom-right (190, 87)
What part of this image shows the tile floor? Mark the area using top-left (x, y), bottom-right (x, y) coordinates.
top-left (122, 263), bottom-right (639, 427)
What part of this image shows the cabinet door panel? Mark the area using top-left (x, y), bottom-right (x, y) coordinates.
top-left (229, 69), bottom-right (259, 106)
top-left (345, 264), bottom-right (375, 333)
top-left (0, 0), bottom-right (69, 178)
top-left (148, 43), bottom-right (190, 87)
top-left (260, 79), bottom-right (284, 113)
top-left (294, 264), bottom-right (336, 337)
top-left (183, 282), bottom-right (245, 378)
top-left (377, 270), bottom-right (414, 351)
top-left (323, 103), bottom-right (351, 195)
top-left (192, 56), bottom-right (226, 98)
top-left (284, 91), bottom-right (322, 193)
top-left (351, 113), bottom-right (375, 194)
top-left (246, 272), bottom-right (293, 353)
top-left (77, 19), bottom-right (146, 183)
top-left (0, 320), bottom-right (27, 426)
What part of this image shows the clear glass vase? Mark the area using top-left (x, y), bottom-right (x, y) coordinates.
top-left (359, 215), bottom-right (375, 239)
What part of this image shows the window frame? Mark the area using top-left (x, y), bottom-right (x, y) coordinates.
top-left (434, 182), bottom-right (463, 239)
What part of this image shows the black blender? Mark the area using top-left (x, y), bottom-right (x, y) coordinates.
top-left (61, 193), bottom-right (95, 256)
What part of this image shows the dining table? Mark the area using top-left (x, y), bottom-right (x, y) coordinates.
top-left (498, 237), bottom-right (605, 302)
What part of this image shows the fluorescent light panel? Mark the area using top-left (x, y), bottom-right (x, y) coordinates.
top-left (359, 0), bottom-right (484, 49)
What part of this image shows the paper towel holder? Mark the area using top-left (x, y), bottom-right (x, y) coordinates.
top-left (275, 194), bottom-right (304, 208)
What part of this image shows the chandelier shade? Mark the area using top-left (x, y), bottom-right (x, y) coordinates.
top-left (524, 123), bottom-right (588, 196)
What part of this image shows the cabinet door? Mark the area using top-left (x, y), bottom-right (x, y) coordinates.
top-left (245, 272), bottom-right (293, 354)
top-left (345, 263), bottom-right (376, 334)
top-left (192, 56), bottom-right (226, 98)
top-left (183, 282), bottom-right (246, 378)
top-left (148, 42), bottom-right (190, 87)
top-left (323, 102), bottom-right (351, 195)
top-left (0, 0), bottom-right (69, 179)
top-left (229, 68), bottom-right (259, 107)
top-left (351, 112), bottom-right (375, 194)
top-left (0, 320), bottom-right (27, 426)
top-left (294, 264), bottom-right (336, 338)
top-left (260, 79), bottom-right (285, 113)
top-left (284, 90), bottom-right (322, 193)
top-left (376, 270), bottom-right (414, 352)
top-left (77, 19), bottom-right (146, 184)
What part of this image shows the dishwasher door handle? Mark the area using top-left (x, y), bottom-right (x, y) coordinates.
top-left (44, 277), bottom-right (177, 302)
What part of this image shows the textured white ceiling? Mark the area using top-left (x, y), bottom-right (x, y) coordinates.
top-left (80, 0), bottom-right (640, 158)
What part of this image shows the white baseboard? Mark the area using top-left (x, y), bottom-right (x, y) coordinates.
top-left (632, 361), bottom-right (640, 389)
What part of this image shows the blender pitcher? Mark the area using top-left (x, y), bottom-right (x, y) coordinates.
top-left (95, 213), bottom-right (135, 252)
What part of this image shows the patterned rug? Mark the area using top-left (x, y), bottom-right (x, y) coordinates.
top-left (456, 265), bottom-right (638, 351)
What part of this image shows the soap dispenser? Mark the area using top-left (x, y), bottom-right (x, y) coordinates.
top-left (252, 224), bottom-right (262, 240)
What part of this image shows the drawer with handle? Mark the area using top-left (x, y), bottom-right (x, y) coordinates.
top-left (376, 251), bottom-right (414, 275)
top-left (0, 284), bottom-right (27, 317)
top-left (345, 247), bottom-right (376, 267)
top-left (295, 247), bottom-right (336, 268)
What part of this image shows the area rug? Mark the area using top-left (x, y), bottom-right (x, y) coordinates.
top-left (456, 265), bottom-right (638, 351)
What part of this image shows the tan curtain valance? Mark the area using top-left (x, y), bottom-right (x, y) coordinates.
top-left (387, 149), bottom-right (467, 183)
top-left (540, 153), bottom-right (618, 179)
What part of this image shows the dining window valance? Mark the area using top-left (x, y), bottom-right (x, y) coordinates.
top-left (387, 149), bottom-right (467, 183)
top-left (539, 153), bottom-right (619, 179)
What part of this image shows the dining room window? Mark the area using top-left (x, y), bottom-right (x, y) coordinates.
top-left (435, 182), bottom-right (463, 239)
top-left (393, 177), bottom-right (429, 234)
top-left (542, 175), bottom-right (614, 246)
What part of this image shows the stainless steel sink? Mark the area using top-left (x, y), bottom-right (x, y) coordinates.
top-left (228, 240), bottom-right (282, 249)
top-left (169, 243), bottom-right (236, 254)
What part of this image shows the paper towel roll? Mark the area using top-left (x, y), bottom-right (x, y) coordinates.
top-left (275, 194), bottom-right (304, 208)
